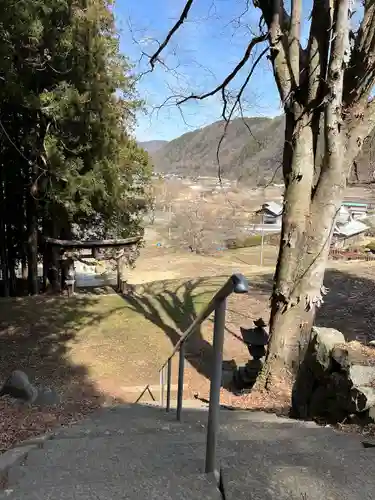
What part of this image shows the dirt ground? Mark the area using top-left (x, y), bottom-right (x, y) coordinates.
top-left (1, 248), bottom-right (375, 451)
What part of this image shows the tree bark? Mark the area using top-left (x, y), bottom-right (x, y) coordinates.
top-left (8, 257), bottom-right (16, 296)
top-left (27, 188), bottom-right (39, 295)
top-left (21, 254), bottom-right (27, 280)
top-left (256, 110), bottom-right (334, 387)
top-left (0, 165), bottom-right (9, 297)
top-left (43, 215), bottom-right (60, 293)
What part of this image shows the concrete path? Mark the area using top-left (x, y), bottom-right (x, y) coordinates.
top-left (1, 402), bottom-right (375, 499)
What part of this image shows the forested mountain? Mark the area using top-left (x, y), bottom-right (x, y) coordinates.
top-left (143, 116), bottom-right (375, 183)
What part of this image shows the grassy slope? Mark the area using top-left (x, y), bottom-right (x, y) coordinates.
top-left (2, 251), bottom-right (375, 451)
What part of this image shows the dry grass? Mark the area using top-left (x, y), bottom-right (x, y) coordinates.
top-left (0, 292), bottom-right (185, 452)
top-left (128, 245), bottom-right (278, 284)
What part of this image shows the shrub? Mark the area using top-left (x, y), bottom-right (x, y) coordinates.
top-left (243, 235), bottom-right (263, 247)
top-left (366, 240), bottom-right (375, 253)
top-left (225, 233), bottom-right (281, 250)
top-left (225, 235), bottom-right (262, 249)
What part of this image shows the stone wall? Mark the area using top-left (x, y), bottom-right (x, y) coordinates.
top-left (292, 327), bottom-right (375, 423)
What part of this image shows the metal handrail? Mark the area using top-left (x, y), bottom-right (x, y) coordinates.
top-left (161, 273), bottom-right (248, 370)
top-left (135, 273), bottom-right (249, 476)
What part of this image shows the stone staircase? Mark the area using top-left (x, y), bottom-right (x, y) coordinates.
top-left (2, 401), bottom-right (375, 499)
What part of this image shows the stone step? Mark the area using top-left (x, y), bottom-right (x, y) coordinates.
top-left (50, 419), bottom-right (364, 452)
top-left (8, 439), bottom-right (375, 498)
top-left (68, 403), bottom-right (313, 429)
top-left (8, 441), bottom-right (208, 487)
top-left (217, 420), bottom-right (365, 450)
top-left (9, 427), bottom-right (368, 490)
top-left (48, 405), bottom-right (365, 451)
top-left (2, 473), bottom-right (222, 500)
top-left (221, 458), bottom-right (375, 500)
top-left (50, 404), bottom-right (282, 439)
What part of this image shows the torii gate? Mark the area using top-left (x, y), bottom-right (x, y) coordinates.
top-left (43, 236), bottom-right (141, 295)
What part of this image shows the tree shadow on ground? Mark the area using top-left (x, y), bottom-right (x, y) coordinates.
top-left (219, 424), bottom-right (371, 499)
top-left (0, 294), bottom-right (126, 450)
top-left (316, 268), bottom-right (375, 343)
top-left (0, 295), bottom-right (124, 389)
top-left (247, 267), bottom-right (375, 344)
top-left (121, 276), bottom-right (238, 385)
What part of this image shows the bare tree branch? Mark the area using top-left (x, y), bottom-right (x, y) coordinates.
top-left (149, 0), bottom-right (195, 69)
top-left (312, 0), bottom-right (350, 205)
top-left (176, 34), bottom-right (268, 105)
top-left (260, 0), bottom-right (295, 104)
top-left (344, 0), bottom-right (375, 106)
top-left (289, 0), bottom-right (302, 85)
top-left (215, 45), bottom-right (269, 183)
top-left (306, 0), bottom-right (331, 107)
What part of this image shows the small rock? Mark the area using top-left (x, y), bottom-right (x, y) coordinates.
top-left (0, 370), bottom-right (37, 402)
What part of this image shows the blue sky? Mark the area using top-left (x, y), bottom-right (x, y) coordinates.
top-left (114, 0), bottom-right (282, 142)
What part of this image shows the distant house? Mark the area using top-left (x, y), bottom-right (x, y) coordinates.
top-left (342, 201), bottom-right (368, 219)
top-left (332, 218), bottom-right (369, 248)
top-left (256, 202), bottom-right (283, 226)
top-left (254, 201), bottom-right (368, 247)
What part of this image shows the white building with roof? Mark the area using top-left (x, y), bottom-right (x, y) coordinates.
top-left (256, 202), bottom-right (283, 226)
top-left (332, 210), bottom-right (369, 248)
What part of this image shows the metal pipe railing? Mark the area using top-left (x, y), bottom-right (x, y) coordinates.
top-left (205, 297), bottom-right (227, 473)
top-left (160, 273), bottom-right (248, 372)
top-left (176, 342), bottom-right (185, 421)
top-left (166, 358), bottom-right (172, 412)
top-left (136, 273), bottom-right (249, 476)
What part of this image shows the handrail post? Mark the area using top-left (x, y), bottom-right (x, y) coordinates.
top-left (205, 297), bottom-right (226, 474)
top-left (176, 341), bottom-right (185, 421)
top-left (166, 358), bottom-right (172, 412)
top-left (160, 367), bottom-right (164, 406)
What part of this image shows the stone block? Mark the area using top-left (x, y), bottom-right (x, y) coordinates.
top-left (308, 327), bottom-right (345, 379)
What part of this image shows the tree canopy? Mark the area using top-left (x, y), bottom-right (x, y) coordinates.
top-left (0, 0), bottom-right (151, 296)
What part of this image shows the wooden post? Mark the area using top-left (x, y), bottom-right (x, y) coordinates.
top-left (117, 257), bottom-right (121, 292)
top-left (63, 256), bottom-right (75, 296)
top-left (260, 212), bottom-right (264, 266)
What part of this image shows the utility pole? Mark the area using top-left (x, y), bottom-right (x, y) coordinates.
top-left (260, 212), bottom-right (264, 266)
top-left (168, 204), bottom-right (172, 240)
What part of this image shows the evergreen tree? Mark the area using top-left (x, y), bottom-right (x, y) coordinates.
top-left (0, 0), bottom-right (150, 296)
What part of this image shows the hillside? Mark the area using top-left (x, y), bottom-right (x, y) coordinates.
top-left (139, 140), bottom-right (168, 154)
top-left (144, 116), bottom-right (375, 183)
top-left (150, 117), bottom-right (284, 183)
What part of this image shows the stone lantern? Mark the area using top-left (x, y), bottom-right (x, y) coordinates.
top-left (232, 318), bottom-right (269, 392)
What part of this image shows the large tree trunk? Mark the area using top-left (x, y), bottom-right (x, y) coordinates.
top-left (44, 214), bottom-right (60, 293)
top-left (21, 253), bottom-right (28, 280)
top-left (257, 110), bottom-right (342, 388)
top-left (0, 165), bottom-right (9, 297)
top-left (27, 188), bottom-right (39, 296)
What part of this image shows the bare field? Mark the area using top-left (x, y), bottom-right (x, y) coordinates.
top-left (128, 245), bottom-right (278, 284)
